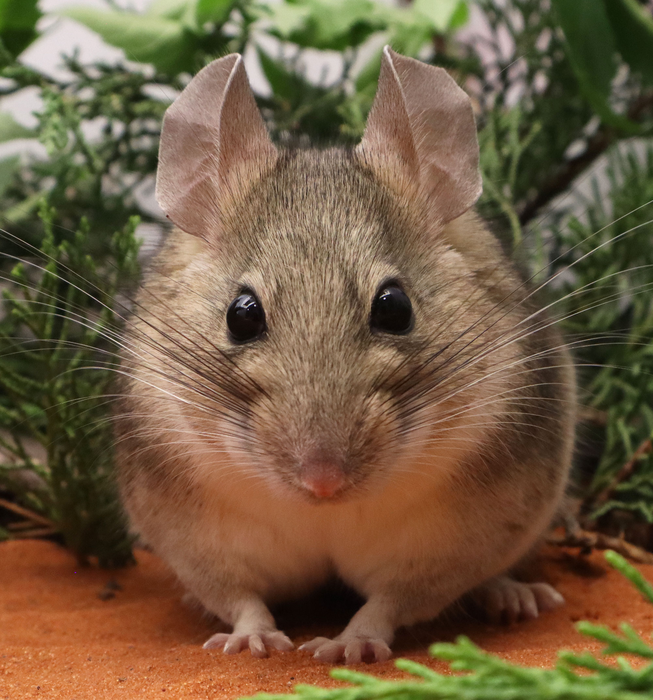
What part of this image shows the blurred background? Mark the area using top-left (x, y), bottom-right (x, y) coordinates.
top-left (0, 0), bottom-right (653, 567)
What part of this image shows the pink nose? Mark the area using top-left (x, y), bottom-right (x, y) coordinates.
top-left (300, 460), bottom-right (346, 499)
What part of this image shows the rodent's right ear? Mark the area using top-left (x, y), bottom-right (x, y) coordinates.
top-left (156, 54), bottom-right (277, 239)
top-left (357, 47), bottom-right (482, 225)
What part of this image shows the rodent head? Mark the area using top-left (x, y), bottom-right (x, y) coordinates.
top-left (150, 48), bottom-right (496, 503)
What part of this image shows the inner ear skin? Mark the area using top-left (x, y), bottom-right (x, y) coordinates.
top-left (356, 46), bottom-right (482, 226)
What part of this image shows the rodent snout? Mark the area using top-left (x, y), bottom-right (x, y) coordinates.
top-left (298, 457), bottom-right (346, 500)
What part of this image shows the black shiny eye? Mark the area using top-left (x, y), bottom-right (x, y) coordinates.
top-left (226, 292), bottom-right (266, 343)
top-left (370, 284), bottom-right (413, 335)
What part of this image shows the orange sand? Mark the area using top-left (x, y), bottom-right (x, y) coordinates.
top-left (1, 540), bottom-right (652, 699)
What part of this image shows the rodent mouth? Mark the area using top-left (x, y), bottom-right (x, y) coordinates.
top-left (297, 485), bottom-right (354, 505)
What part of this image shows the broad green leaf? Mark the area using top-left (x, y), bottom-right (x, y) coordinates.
top-left (387, 10), bottom-right (433, 57)
top-left (448, 1), bottom-right (469, 30)
top-left (413, 0), bottom-right (461, 31)
top-left (0, 0), bottom-right (40, 57)
top-left (552, 0), bottom-right (616, 98)
top-left (354, 47), bottom-right (382, 93)
top-left (147, 0), bottom-right (197, 31)
top-left (256, 45), bottom-right (299, 101)
top-left (147, 0), bottom-right (191, 20)
top-left (551, 0), bottom-right (640, 134)
top-left (61, 7), bottom-right (199, 74)
top-left (308, 0), bottom-right (381, 50)
top-left (270, 0), bottom-right (382, 51)
top-left (261, 2), bottom-right (311, 37)
top-left (604, 0), bottom-right (653, 85)
top-left (0, 113), bottom-right (36, 142)
top-left (196, 0), bottom-right (235, 25)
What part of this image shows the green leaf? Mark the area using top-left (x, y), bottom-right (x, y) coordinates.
top-left (354, 47), bottom-right (382, 93)
top-left (551, 0), bottom-right (641, 134)
top-left (552, 0), bottom-right (616, 99)
top-left (603, 0), bottom-right (653, 85)
top-left (147, 0), bottom-right (191, 20)
top-left (413, 0), bottom-right (462, 31)
top-left (388, 14), bottom-right (433, 57)
top-left (269, 0), bottom-right (382, 51)
top-left (261, 2), bottom-right (311, 38)
top-left (147, 0), bottom-right (197, 30)
top-left (196, 0), bottom-right (235, 25)
top-left (0, 112), bottom-right (36, 142)
top-left (256, 45), bottom-right (299, 101)
top-left (60, 7), bottom-right (199, 74)
top-left (0, 156), bottom-right (19, 198)
top-left (1, 191), bottom-right (41, 225)
top-left (448, 1), bottom-right (469, 30)
top-left (0, 0), bottom-right (41, 57)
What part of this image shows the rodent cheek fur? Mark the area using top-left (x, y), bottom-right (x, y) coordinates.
top-left (166, 225), bottom-right (519, 506)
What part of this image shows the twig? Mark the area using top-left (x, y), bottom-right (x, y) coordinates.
top-left (593, 438), bottom-right (653, 508)
top-left (7, 519), bottom-right (38, 531)
top-left (519, 128), bottom-right (613, 226)
top-left (577, 405), bottom-right (609, 426)
top-left (11, 527), bottom-right (58, 539)
top-left (547, 527), bottom-right (653, 565)
top-left (519, 92), bottom-right (653, 226)
top-left (0, 497), bottom-right (55, 529)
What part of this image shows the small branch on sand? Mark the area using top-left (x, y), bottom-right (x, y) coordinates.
top-left (547, 526), bottom-right (653, 565)
top-left (593, 438), bottom-right (653, 508)
top-left (11, 527), bottom-right (58, 539)
top-left (0, 497), bottom-right (56, 529)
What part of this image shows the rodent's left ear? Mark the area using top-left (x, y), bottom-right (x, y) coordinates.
top-left (156, 54), bottom-right (277, 239)
top-left (357, 47), bottom-right (482, 225)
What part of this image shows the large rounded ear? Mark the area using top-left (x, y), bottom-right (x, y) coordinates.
top-left (156, 54), bottom-right (277, 239)
top-left (356, 46), bottom-right (482, 225)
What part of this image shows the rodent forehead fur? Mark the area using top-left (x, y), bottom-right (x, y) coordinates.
top-left (137, 146), bottom-right (536, 494)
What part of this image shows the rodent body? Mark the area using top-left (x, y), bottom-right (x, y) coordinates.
top-left (115, 50), bottom-right (576, 663)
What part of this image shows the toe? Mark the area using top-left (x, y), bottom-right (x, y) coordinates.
top-left (344, 641), bottom-right (362, 665)
top-left (205, 630), bottom-right (293, 657)
top-left (483, 587), bottom-right (505, 624)
top-left (531, 582), bottom-right (564, 612)
top-left (313, 640), bottom-right (346, 664)
top-left (249, 634), bottom-right (268, 658)
top-left (517, 585), bottom-right (539, 620)
top-left (299, 637), bottom-right (331, 653)
top-left (224, 634), bottom-right (248, 654)
top-left (203, 633), bottom-right (229, 650)
top-left (503, 584), bottom-right (521, 623)
top-left (266, 632), bottom-right (294, 652)
top-left (368, 640), bottom-right (392, 663)
top-left (475, 577), bottom-right (564, 624)
top-left (301, 636), bottom-right (392, 664)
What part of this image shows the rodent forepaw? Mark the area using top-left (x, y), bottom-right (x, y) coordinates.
top-left (203, 630), bottom-right (294, 658)
top-left (473, 576), bottom-right (564, 625)
top-left (299, 636), bottom-right (392, 664)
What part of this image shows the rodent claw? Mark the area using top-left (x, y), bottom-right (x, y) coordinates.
top-left (204, 630), bottom-right (294, 657)
top-left (473, 577), bottom-right (564, 624)
top-left (300, 636), bottom-right (392, 664)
